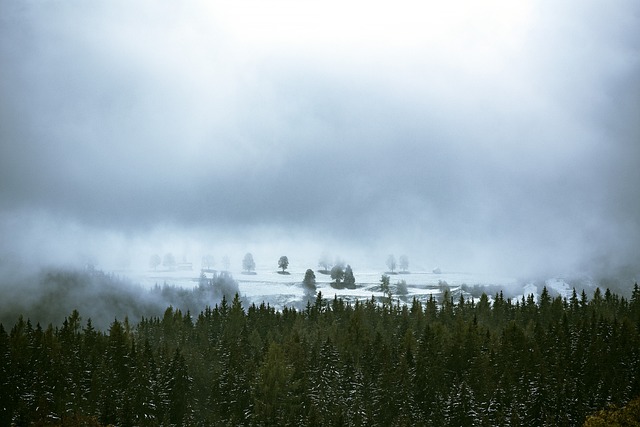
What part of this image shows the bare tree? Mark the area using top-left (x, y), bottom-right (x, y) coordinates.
top-left (149, 254), bottom-right (161, 270)
top-left (386, 254), bottom-right (397, 273)
top-left (399, 255), bottom-right (409, 273)
top-left (163, 253), bottom-right (176, 269)
top-left (201, 254), bottom-right (214, 270)
top-left (318, 252), bottom-right (332, 273)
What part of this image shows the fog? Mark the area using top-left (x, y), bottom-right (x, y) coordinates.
top-left (1, 0), bottom-right (639, 289)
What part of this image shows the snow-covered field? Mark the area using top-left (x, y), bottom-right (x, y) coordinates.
top-left (127, 266), bottom-right (523, 310)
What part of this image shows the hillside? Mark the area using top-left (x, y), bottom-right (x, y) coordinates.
top-left (2, 282), bottom-right (639, 425)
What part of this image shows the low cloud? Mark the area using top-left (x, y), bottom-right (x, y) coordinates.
top-left (0, 0), bottom-right (638, 281)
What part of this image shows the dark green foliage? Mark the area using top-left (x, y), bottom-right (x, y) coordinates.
top-left (302, 269), bottom-right (317, 303)
top-left (380, 273), bottom-right (390, 292)
top-left (344, 265), bottom-right (356, 289)
top-left (583, 394), bottom-right (640, 426)
top-left (302, 269), bottom-right (316, 290)
top-left (0, 287), bottom-right (639, 426)
top-left (330, 264), bottom-right (345, 287)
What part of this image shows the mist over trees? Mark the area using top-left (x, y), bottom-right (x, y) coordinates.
top-left (302, 269), bottom-right (317, 301)
top-left (0, 267), bottom-right (239, 330)
top-left (242, 253), bottom-right (255, 274)
top-left (222, 255), bottom-right (230, 271)
top-left (302, 269), bottom-right (316, 289)
top-left (201, 254), bottom-right (214, 270)
top-left (396, 279), bottom-right (408, 296)
top-left (318, 253), bottom-right (331, 274)
top-left (1, 0), bottom-right (639, 423)
top-left (399, 254), bottom-right (409, 273)
top-left (2, 284), bottom-right (639, 425)
top-left (149, 254), bottom-right (161, 270)
top-left (386, 254), bottom-right (397, 273)
top-left (162, 253), bottom-right (176, 269)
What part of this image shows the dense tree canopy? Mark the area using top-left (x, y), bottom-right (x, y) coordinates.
top-left (278, 255), bottom-right (289, 273)
top-left (583, 395), bottom-right (640, 426)
top-left (1, 284), bottom-right (639, 426)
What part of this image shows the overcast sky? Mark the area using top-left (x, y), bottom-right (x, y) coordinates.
top-left (1, 0), bottom-right (639, 278)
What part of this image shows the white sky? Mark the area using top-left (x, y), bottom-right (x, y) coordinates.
top-left (0, 0), bottom-right (638, 279)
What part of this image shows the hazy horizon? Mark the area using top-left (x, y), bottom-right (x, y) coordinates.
top-left (1, 0), bottom-right (639, 283)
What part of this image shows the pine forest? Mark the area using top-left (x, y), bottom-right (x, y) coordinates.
top-left (2, 283), bottom-right (640, 426)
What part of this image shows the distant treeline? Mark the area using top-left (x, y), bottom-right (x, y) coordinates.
top-left (1, 284), bottom-right (640, 426)
top-left (0, 268), bottom-right (239, 329)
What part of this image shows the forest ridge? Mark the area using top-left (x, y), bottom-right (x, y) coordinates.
top-left (1, 284), bottom-right (640, 426)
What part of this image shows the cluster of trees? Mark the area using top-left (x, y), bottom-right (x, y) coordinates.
top-left (2, 283), bottom-right (640, 426)
top-left (150, 253), bottom-right (238, 273)
top-left (386, 254), bottom-right (409, 274)
top-left (242, 253), bottom-right (288, 274)
top-left (200, 255), bottom-right (231, 272)
top-left (583, 395), bottom-right (640, 426)
top-left (151, 252), bottom-right (291, 275)
top-left (155, 252), bottom-right (281, 274)
top-left (328, 263), bottom-right (356, 289)
top-left (233, 252), bottom-right (413, 279)
top-left (150, 251), bottom-right (416, 278)
top-left (148, 253), bottom-right (191, 271)
top-left (319, 253), bottom-right (410, 276)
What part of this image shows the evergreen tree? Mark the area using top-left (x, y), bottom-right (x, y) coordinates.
top-left (2, 281), bottom-right (640, 426)
top-left (583, 395), bottom-right (640, 426)
top-left (0, 324), bottom-right (12, 425)
top-left (344, 265), bottom-right (356, 289)
top-left (302, 269), bottom-right (316, 293)
top-left (308, 338), bottom-right (345, 424)
top-left (253, 342), bottom-right (293, 424)
top-left (162, 348), bottom-right (192, 425)
top-left (380, 274), bottom-right (391, 301)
